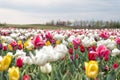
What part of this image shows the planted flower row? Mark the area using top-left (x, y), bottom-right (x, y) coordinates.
top-left (0, 28), bottom-right (120, 80)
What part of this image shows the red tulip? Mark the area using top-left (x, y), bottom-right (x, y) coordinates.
top-left (113, 63), bottom-right (119, 69)
top-left (22, 74), bottom-right (31, 80)
top-left (104, 56), bottom-right (108, 61)
top-left (3, 46), bottom-right (7, 51)
top-left (80, 45), bottom-right (85, 53)
top-left (75, 53), bottom-right (79, 59)
top-left (69, 48), bottom-right (73, 55)
top-left (88, 46), bottom-right (96, 52)
top-left (18, 44), bottom-right (23, 50)
top-left (74, 45), bottom-right (78, 49)
top-left (88, 51), bottom-right (97, 60)
top-left (16, 58), bottom-right (23, 68)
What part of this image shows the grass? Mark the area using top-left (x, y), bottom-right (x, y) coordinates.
top-left (0, 24), bottom-right (73, 30)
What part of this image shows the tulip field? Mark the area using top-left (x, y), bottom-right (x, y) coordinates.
top-left (0, 28), bottom-right (120, 80)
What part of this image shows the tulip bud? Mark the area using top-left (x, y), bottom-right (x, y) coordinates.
top-left (104, 65), bottom-right (109, 71)
top-left (75, 53), bottom-right (79, 59)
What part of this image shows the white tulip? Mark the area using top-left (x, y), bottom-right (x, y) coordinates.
top-left (53, 34), bottom-right (65, 40)
top-left (34, 53), bottom-right (48, 66)
top-left (14, 50), bottom-right (26, 58)
top-left (82, 37), bottom-right (90, 47)
top-left (40, 63), bottom-right (52, 74)
top-left (67, 35), bottom-right (75, 42)
top-left (7, 52), bottom-right (13, 57)
top-left (62, 40), bottom-right (68, 46)
top-left (111, 48), bottom-right (120, 56)
top-left (54, 44), bottom-right (68, 59)
top-left (77, 34), bottom-right (85, 40)
top-left (22, 56), bottom-right (33, 65)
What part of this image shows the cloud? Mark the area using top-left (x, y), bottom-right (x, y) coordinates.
top-left (0, 0), bottom-right (120, 24)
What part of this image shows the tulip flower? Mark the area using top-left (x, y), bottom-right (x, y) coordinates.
top-left (0, 43), bottom-right (3, 50)
top-left (17, 40), bottom-right (23, 45)
top-left (69, 48), bottom-right (73, 55)
top-left (24, 40), bottom-right (29, 49)
top-left (56, 40), bottom-right (60, 45)
top-left (88, 51), bottom-right (97, 61)
top-left (99, 31), bottom-right (110, 39)
top-left (8, 44), bottom-right (13, 51)
top-left (16, 58), bottom-right (23, 68)
top-left (40, 63), bottom-right (52, 73)
top-left (80, 45), bottom-right (85, 53)
top-left (84, 61), bottom-right (98, 79)
top-left (3, 45), bottom-right (7, 51)
top-left (45, 32), bottom-right (53, 39)
top-left (10, 41), bottom-right (17, 47)
top-left (45, 41), bottom-right (51, 46)
top-left (72, 38), bottom-right (81, 49)
top-left (113, 63), bottom-right (119, 69)
top-left (32, 35), bottom-right (42, 47)
top-left (75, 53), bottom-right (79, 59)
top-left (18, 44), bottom-right (23, 50)
top-left (22, 74), bottom-right (31, 80)
top-left (0, 54), bottom-right (12, 71)
top-left (115, 37), bottom-right (120, 44)
top-left (72, 38), bottom-right (81, 46)
top-left (8, 66), bottom-right (20, 80)
top-left (96, 45), bottom-right (110, 60)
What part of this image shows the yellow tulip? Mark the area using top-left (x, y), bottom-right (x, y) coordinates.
top-left (8, 66), bottom-right (20, 80)
top-left (84, 61), bottom-right (98, 79)
top-left (17, 40), bottom-right (22, 45)
top-left (56, 40), bottom-right (60, 45)
top-left (24, 41), bottom-right (29, 49)
top-left (8, 44), bottom-right (13, 51)
top-left (0, 61), bottom-right (3, 71)
top-left (0, 55), bottom-right (12, 71)
top-left (45, 41), bottom-right (51, 46)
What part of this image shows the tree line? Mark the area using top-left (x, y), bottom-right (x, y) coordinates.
top-left (46, 20), bottom-right (120, 28)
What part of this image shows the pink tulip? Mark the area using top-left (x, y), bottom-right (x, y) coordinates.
top-left (96, 45), bottom-right (110, 60)
top-left (10, 41), bottom-right (17, 47)
top-left (115, 37), bottom-right (120, 44)
top-left (99, 31), bottom-right (110, 39)
top-left (72, 38), bottom-right (81, 46)
top-left (45, 32), bottom-right (53, 39)
top-left (32, 35), bottom-right (42, 47)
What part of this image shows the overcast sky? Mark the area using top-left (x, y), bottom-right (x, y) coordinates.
top-left (0, 0), bottom-right (120, 24)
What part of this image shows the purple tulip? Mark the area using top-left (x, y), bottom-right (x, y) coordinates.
top-left (70, 55), bottom-right (74, 61)
top-left (0, 43), bottom-right (2, 50)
